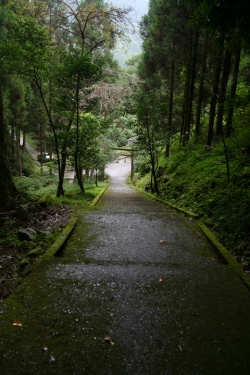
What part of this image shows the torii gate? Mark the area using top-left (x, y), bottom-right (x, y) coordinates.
top-left (111, 148), bottom-right (138, 179)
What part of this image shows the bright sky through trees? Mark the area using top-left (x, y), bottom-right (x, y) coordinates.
top-left (109, 0), bottom-right (149, 66)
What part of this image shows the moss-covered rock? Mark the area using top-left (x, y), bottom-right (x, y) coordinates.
top-left (38, 194), bottom-right (54, 207)
top-left (27, 247), bottom-right (43, 257)
top-left (18, 240), bottom-right (36, 251)
top-left (19, 258), bottom-right (30, 269)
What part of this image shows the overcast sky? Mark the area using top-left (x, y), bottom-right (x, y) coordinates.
top-left (109, 0), bottom-right (149, 66)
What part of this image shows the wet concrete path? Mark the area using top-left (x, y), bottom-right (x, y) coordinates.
top-left (1, 163), bottom-right (250, 374)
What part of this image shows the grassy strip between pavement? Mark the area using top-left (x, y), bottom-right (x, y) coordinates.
top-left (131, 185), bottom-right (250, 291)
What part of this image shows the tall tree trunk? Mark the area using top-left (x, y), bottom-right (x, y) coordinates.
top-left (74, 74), bottom-right (85, 193)
top-left (181, 37), bottom-right (192, 146)
top-left (22, 126), bottom-right (26, 151)
top-left (151, 155), bottom-right (159, 195)
top-left (165, 59), bottom-right (175, 158)
top-left (0, 80), bottom-right (17, 209)
top-left (186, 30), bottom-right (199, 138)
top-left (180, 83), bottom-right (187, 146)
top-left (11, 122), bottom-right (15, 157)
top-left (225, 47), bottom-right (241, 137)
top-left (146, 117), bottom-right (159, 195)
top-left (215, 48), bottom-right (232, 137)
top-left (195, 32), bottom-right (208, 140)
top-left (57, 147), bottom-right (67, 197)
top-left (207, 44), bottom-right (224, 146)
top-left (182, 30), bottom-right (199, 146)
top-left (16, 126), bottom-right (22, 176)
top-left (77, 166), bottom-right (85, 193)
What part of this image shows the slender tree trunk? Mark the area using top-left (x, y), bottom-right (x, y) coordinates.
top-left (74, 74), bottom-right (85, 193)
top-left (187, 30), bottom-right (199, 138)
top-left (151, 153), bottom-right (159, 195)
top-left (182, 48), bottom-right (192, 145)
top-left (146, 117), bottom-right (159, 195)
top-left (77, 166), bottom-right (85, 192)
top-left (22, 126), bottom-right (26, 151)
top-left (215, 48), bottom-right (232, 136)
top-left (180, 83), bottom-right (187, 146)
top-left (56, 175), bottom-right (64, 197)
top-left (225, 47), bottom-right (241, 137)
top-left (95, 168), bottom-right (98, 187)
top-left (195, 32), bottom-right (208, 140)
top-left (57, 147), bottom-right (67, 197)
top-left (16, 126), bottom-right (22, 176)
top-left (0, 80), bottom-right (17, 209)
top-left (207, 44), bottom-right (223, 146)
top-left (165, 59), bottom-right (175, 158)
top-left (11, 123), bottom-right (15, 157)
top-left (182, 31), bottom-right (198, 146)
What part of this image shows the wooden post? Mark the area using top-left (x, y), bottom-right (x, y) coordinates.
top-left (131, 151), bottom-right (134, 180)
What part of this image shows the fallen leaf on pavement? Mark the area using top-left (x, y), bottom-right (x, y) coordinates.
top-left (207, 256), bottom-right (215, 261)
top-left (13, 321), bottom-right (22, 327)
top-left (104, 335), bottom-right (111, 342)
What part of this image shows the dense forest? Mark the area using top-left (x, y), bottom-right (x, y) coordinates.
top-left (0, 0), bottom-right (136, 203)
top-left (129, 0), bottom-right (250, 272)
top-left (0, 0), bottom-right (250, 292)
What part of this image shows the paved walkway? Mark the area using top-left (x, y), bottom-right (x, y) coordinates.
top-left (1, 163), bottom-right (250, 374)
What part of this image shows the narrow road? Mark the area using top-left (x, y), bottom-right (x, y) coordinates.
top-left (1, 162), bottom-right (250, 374)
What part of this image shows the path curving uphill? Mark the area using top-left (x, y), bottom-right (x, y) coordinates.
top-left (1, 161), bottom-right (250, 374)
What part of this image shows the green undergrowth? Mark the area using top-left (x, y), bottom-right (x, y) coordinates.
top-left (132, 140), bottom-right (250, 269)
top-left (14, 174), bottom-right (107, 206)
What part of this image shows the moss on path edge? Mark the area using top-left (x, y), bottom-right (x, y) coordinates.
top-left (132, 186), bottom-right (250, 291)
top-left (3, 184), bottom-right (109, 300)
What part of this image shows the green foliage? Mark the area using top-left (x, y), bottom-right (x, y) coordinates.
top-left (35, 232), bottom-right (58, 249)
top-left (0, 233), bottom-right (21, 248)
top-left (14, 173), bottom-right (106, 206)
top-left (21, 149), bottom-right (37, 176)
top-left (14, 175), bottom-right (57, 193)
top-left (68, 112), bottom-right (102, 169)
